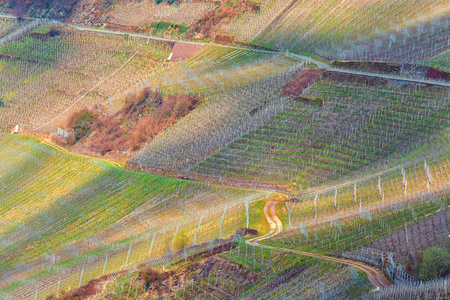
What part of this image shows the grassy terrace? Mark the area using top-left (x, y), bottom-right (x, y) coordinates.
top-left (0, 134), bottom-right (273, 298)
top-left (265, 143), bottom-right (450, 259)
top-left (191, 78), bottom-right (450, 186)
top-left (269, 198), bottom-right (449, 255)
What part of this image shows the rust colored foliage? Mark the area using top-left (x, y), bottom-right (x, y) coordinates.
top-left (65, 88), bottom-right (199, 158)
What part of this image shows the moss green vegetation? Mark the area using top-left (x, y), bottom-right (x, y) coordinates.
top-left (151, 21), bottom-right (189, 34)
top-left (419, 247), bottom-right (450, 280)
top-left (71, 110), bottom-right (98, 141)
top-left (426, 49), bottom-right (450, 71)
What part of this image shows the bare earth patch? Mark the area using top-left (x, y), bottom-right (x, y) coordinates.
top-left (283, 68), bottom-right (325, 98)
top-left (170, 42), bottom-right (203, 61)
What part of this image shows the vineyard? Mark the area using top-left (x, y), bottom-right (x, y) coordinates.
top-left (147, 45), bottom-right (299, 95)
top-left (108, 1), bottom-right (215, 30)
top-left (250, 0), bottom-right (449, 57)
top-left (85, 243), bottom-right (372, 299)
top-left (427, 49), bottom-right (450, 72)
top-left (0, 24), bottom-right (171, 131)
top-left (130, 67), bottom-right (303, 173)
top-left (0, 134), bottom-right (272, 299)
top-left (190, 72), bottom-right (450, 186)
top-left (267, 148), bottom-right (450, 270)
top-left (335, 13), bottom-right (450, 62)
top-left (0, 1), bottom-right (450, 299)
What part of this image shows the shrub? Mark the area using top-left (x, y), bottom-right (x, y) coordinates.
top-left (419, 247), bottom-right (450, 281)
top-left (173, 229), bottom-right (189, 251)
top-left (139, 268), bottom-right (170, 290)
top-left (129, 117), bottom-right (161, 150)
top-left (70, 109), bottom-right (98, 141)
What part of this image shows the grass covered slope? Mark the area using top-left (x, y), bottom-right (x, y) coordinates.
top-left (427, 48), bottom-right (450, 71)
top-left (190, 72), bottom-right (450, 187)
top-left (0, 134), bottom-right (272, 299)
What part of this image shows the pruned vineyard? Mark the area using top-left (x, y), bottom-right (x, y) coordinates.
top-left (1, 1), bottom-right (450, 299)
top-left (190, 72), bottom-right (450, 186)
top-left (148, 45), bottom-right (299, 95)
top-left (268, 149), bottom-right (450, 269)
top-left (0, 25), bottom-right (170, 131)
top-left (130, 67), bottom-right (303, 173)
top-left (0, 134), bottom-right (272, 299)
top-left (251, 0), bottom-right (448, 57)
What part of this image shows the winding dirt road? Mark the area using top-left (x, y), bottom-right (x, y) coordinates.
top-left (246, 198), bottom-right (390, 290)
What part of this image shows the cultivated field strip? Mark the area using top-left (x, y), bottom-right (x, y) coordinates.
top-left (131, 67), bottom-right (303, 171)
top-left (147, 46), bottom-right (298, 95)
top-left (192, 77), bottom-right (450, 185)
top-left (97, 243), bottom-right (372, 299)
top-left (337, 13), bottom-right (450, 62)
top-left (0, 28), bottom-right (170, 131)
top-left (270, 149), bottom-right (450, 258)
top-left (252, 0), bottom-right (448, 59)
top-left (427, 48), bottom-right (450, 71)
top-left (0, 134), bottom-right (272, 299)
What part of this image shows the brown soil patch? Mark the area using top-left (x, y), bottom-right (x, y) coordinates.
top-left (170, 42), bottom-right (203, 61)
top-left (136, 256), bottom-right (259, 299)
top-left (325, 71), bottom-right (393, 86)
top-left (333, 60), bottom-right (450, 82)
top-left (332, 61), bottom-right (402, 74)
top-left (283, 68), bottom-right (325, 98)
top-left (50, 270), bottom-right (128, 300)
top-left (426, 67), bottom-right (450, 81)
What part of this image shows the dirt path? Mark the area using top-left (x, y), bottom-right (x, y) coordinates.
top-left (40, 137), bottom-right (124, 169)
top-left (246, 198), bottom-right (391, 290)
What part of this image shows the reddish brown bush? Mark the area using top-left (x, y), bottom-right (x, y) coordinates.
top-left (66, 91), bottom-right (199, 159)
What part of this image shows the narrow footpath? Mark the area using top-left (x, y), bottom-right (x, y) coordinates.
top-left (246, 199), bottom-right (391, 290)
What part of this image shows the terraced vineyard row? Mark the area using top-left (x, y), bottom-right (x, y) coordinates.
top-left (0, 134), bottom-right (272, 299)
top-left (253, 0), bottom-right (448, 58)
top-left (335, 13), bottom-right (450, 62)
top-left (192, 75), bottom-right (450, 186)
top-left (269, 148), bottom-right (450, 258)
top-left (426, 48), bottom-right (450, 71)
top-left (148, 46), bottom-right (299, 95)
top-left (86, 241), bottom-right (371, 300)
top-left (0, 26), bottom-right (170, 131)
top-left (130, 68), bottom-right (302, 172)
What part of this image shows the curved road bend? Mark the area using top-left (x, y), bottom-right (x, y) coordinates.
top-left (246, 199), bottom-right (390, 290)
